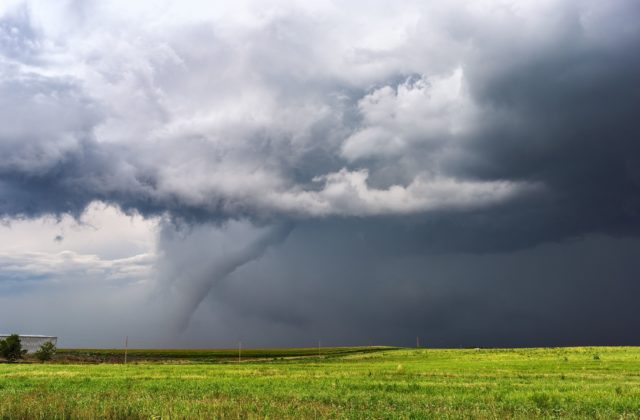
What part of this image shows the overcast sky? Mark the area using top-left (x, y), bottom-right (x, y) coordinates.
top-left (1, 0), bottom-right (639, 348)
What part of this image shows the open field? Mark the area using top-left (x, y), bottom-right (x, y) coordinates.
top-left (2, 346), bottom-right (640, 419)
top-left (54, 346), bottom-right (392, 363)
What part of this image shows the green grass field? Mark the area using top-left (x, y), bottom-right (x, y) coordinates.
top-left (2, 346), bottom-right (640, 419)
top-left (54, 346), bottom-right (392, 363)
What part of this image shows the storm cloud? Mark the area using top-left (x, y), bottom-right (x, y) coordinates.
top-left (1, 0), bottom-right (639, 347)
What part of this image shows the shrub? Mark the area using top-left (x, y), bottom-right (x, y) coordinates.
top-left (0, 334), bottom-right (27, 362)
top-left (35, 341), bottom-right (57, 362)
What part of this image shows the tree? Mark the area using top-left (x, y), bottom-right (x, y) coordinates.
top-left (35, 341), bottom-right (57, 362)
top-left (0, 334), bottom-right (27, 362)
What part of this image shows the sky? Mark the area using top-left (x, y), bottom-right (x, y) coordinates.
top-left (1, 0), bottom-right (639, 348)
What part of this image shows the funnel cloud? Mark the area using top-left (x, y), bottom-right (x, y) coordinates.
top-left (156, 220), bottom-right (294, 332)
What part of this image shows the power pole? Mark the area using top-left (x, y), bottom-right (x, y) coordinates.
top-left (318, 340), bottom-right (321, 358)
top-left (238, 341), bottom-right (242, 363)
top-left (416, 336), bottom-right (420, 348)
top-left (124, 336), bottom-right (128, 365)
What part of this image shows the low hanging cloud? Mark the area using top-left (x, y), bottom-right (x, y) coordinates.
top-left (1, 0), bottom-right (640, 346)
top-left (269, 169), bottom-right (529, 217)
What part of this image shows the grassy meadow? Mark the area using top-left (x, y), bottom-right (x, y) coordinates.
top-left (1, 346), bottom-right (640, 419)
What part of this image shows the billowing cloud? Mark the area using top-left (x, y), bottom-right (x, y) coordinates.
top-left (341, 69), bottom-right (476, 161)
top-left (0, 0), bottom-right (553, 221)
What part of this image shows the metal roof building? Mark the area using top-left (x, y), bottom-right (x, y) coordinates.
top-left (0, 335), bottom-right (57, 353)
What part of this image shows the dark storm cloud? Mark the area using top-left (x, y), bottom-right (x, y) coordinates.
top-left (453, 1), bottom-right (640, 243)
top-left (1, 1), bottom-right (640, 347)
top-left (186, 227), bottom-right (640, 348)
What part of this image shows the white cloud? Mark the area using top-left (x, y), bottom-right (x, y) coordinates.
top-left (267, 169), bottom-right (527, 217)
top-left (0, 202), bottom-right (156, 258)
top-left (0, 250), bottom-right (153, 286)
top-left (341, 68), bottom-right (476, 161)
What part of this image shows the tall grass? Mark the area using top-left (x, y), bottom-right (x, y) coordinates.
top-left (2, 346), bottom-right (640, 418)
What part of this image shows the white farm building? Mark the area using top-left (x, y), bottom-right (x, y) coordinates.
top-left (0, 334), bottom-right (57, 353)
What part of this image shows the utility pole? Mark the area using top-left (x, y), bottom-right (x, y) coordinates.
top-left (124, 336), bottom-right (128, 365)
top-left (416, 336), bottom-right (420, 348)
top-left (318, 340), bottom-right (321, 358)
top-left (238, 341), bottom-right (242, 363)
